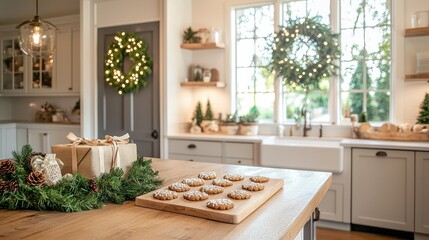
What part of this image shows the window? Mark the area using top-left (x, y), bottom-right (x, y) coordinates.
top-left (232, 0), bottom-right (392, 123)
top-left (340, 0), bottom-right (391, 122)
top-left (234, 4), bottom-right (275, 120)
top-left (281, 0), bottom-right (331, 123)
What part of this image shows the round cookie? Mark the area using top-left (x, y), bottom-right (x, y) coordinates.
top-left (182, 178), bottom-right (205, 187)
top-left (242, 182), bottom-right (265, 191)
top-left (223, 174), bottom-right (244, 181)
top-left (227, 190), bottom-right (252, 200)
top-left (206, 199), bottom-right (234, 210)
top-left (212, 178), bottom-right (233, 187)
top-left (200, 185), bottom-right (224, 195)
top-left (153, 189), bottom-right (178, 200)
top-left (183, 191), bottom-right (209, 201)
top-left (168, 182), bottom-right (191, 192)
top-left (250, 175), bottom-right (270, 183)
top-left (198, 171), bottom-right (217, 180)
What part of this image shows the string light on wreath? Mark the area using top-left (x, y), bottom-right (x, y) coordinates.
top-left (269, 16), bottom-right (340, 89)
top-left (104, 32), bottom-right (153, 95)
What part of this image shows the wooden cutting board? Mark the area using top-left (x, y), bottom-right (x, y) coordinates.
top-left (135, 173), bottom-right (284, 224)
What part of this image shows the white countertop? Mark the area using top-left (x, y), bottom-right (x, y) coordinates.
top-left (341, 138), bottom-right (429, 151)
top-left (168, 133), bottom-right (268, 142)
top-left (169, 133), bottom-right (429, 151)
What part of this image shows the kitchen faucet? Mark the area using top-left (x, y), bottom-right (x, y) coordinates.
top-left (302, 106), bottom-right (312, 137)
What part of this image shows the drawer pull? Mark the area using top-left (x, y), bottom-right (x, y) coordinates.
top-left (187, 144), bottom-right (197, 149)
top-left (376, 151), bottom-right (387, 157)
top-left (189, 159), bottom-right (194, 162)
top-left (238, 160), bottom-right (242, 164)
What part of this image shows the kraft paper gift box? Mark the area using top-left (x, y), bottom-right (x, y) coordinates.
top-left (51, 132), bottom-right (137, 178)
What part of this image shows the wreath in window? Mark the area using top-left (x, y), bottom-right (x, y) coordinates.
top-left (269, 16), bottom-right (340, 90)
top-left (104, 32), bottom-right (153, 95)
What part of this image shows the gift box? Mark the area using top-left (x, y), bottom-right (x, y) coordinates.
top-left (51, 133), bottom-right (137, 178)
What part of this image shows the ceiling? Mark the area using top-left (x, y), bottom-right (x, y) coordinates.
top-left (0, 0), bottom-right (79, 26)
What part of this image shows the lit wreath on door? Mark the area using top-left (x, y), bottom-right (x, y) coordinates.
top-left (270, 16), bottom-right (340, 89)
top-left (104, 32), bottom-right (153, 95)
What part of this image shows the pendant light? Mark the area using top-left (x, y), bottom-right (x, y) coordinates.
top-left (16, 0), bottom-right (57, 58)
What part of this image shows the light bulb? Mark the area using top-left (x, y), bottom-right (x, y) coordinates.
top-left (32, 26), bottom-right (42, 46)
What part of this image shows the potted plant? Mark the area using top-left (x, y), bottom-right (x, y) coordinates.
top-left (219, 112), bottom-right (239, 135)
top-left (200, 100), bottom-right (219, 133)
top-left (238, 106), bottom-right (259, 136)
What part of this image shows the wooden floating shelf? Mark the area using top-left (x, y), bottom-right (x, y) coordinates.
top-left (180, 42), bottom-right (225, 50)
top-left (405, 27), bottom-right (429, 37)
top-left (405, 73), bottom-right (429, 82)
top-left (180, 81), bottom-right (226, 87)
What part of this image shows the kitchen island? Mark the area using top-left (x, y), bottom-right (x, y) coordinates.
top-left (0, 158), bottom-right (331, 240)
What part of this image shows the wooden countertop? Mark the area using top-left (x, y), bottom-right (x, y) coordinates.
top-left (0, 159), bottom-right (332, 240)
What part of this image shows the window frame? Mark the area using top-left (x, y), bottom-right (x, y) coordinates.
top-left (230, 0), bottom-right (393, 125)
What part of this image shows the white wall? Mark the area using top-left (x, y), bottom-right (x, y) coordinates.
top-left (402, 0), bottom-right (429, 124)
top-left (81, 0), bottom-right (161, 139)
top-left (0, 97), bottom-right (78, 121)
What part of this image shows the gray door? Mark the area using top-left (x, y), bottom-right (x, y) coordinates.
top-left (97, 22), bottom-right (160, 157)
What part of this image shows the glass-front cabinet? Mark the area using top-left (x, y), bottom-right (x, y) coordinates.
top-left (31, 55), bottom-right (53, 90)
top-left (1, 38), bottom-right (25, 92)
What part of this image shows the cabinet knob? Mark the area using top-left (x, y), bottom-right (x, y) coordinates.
top-left (238, 160), bottom-right (242, 164)
top-left (187, 144), bottom-right (196, 149)
top-left (68, 87), bottom-right (72, 90)
top-left (189, 159), bottom-right (194, 162)
top-left (43, 133), bottom-right (48, 136)
top-left (375, 151), bottom-right (387, 157)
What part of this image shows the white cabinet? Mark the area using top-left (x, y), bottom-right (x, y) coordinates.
top-left (168, 138), bottom-right (257, 166)
top-left (24, 124), bottom-right (80, 153)
top-left (1, 37), bottom-right (26, 93)
top-left (223, 142), bottom-right (255, 166)
top-left (416, 151), bottom-right (429, 235)
top-left (319, 183), bottom-right (344, 222)
top-left (55, 26), bottom-right (80, 94)
top-left (352, 148), bottom-right (414, 232)
top-left (0, 16), bottom-right (79, 96)
top-left (0, 124), bottom-right (17, 158)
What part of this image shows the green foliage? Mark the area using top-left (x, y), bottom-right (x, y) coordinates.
top-left (269, 16), bottom-right (340, 91)
top-left (417, 93), bottom-right (429, 124)
top-left (104, 32), bottom-right (153, 95)
top-left (239, 106), bottom-right (260, 123)
top-left (204, 100), bottom-right (214, 120)
top-left (221, 112), bottom-right (238, 124)
top-left (0, 145), bottom-right (163, 212)
top-left (193, 101), bottom-right (204, 126)
top-left (183, 27), bottom-right (200, 43)
top-left (359, 111), bottom-right (367, 123)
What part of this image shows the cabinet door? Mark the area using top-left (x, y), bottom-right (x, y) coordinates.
top-left (319, 183), bottom-right (343, 222)
top-left (55, 29), bottom-right (72, 93)
top-left (56, 27), bottom-right (80, 94)
top-left (28, 129), bottom-right (48, 153)
top-left (1, 38), bottom-right (26, 92)
top-left (28, 128), bottom-right (76, 153)
top-left (352, 148), bottom-right (414, 231)
top-left (416, 151), bottom-right (429, 234)
top-left (223, 142), bottom-right (254, 166)
top-left (169, 139), bottom-right (222, 157)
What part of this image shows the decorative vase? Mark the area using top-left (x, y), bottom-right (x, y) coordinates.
top-left (239, 123), bottom-right (259, 136)
top-left (220, 123), bottom-right (239, 135)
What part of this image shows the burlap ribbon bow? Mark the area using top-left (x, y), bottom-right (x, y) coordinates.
top-left (66, 132), bottom-right (130, 174)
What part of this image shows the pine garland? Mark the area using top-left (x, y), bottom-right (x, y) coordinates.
top-left (0, 145), bottom-right (163, 212)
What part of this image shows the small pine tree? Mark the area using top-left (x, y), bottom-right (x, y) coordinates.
top-left (194, 101), bottom-right (203, 127)
top-left (204, 100), bottom-right (214, 120)
top-left (417, 93), bottom-right (429, 124)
